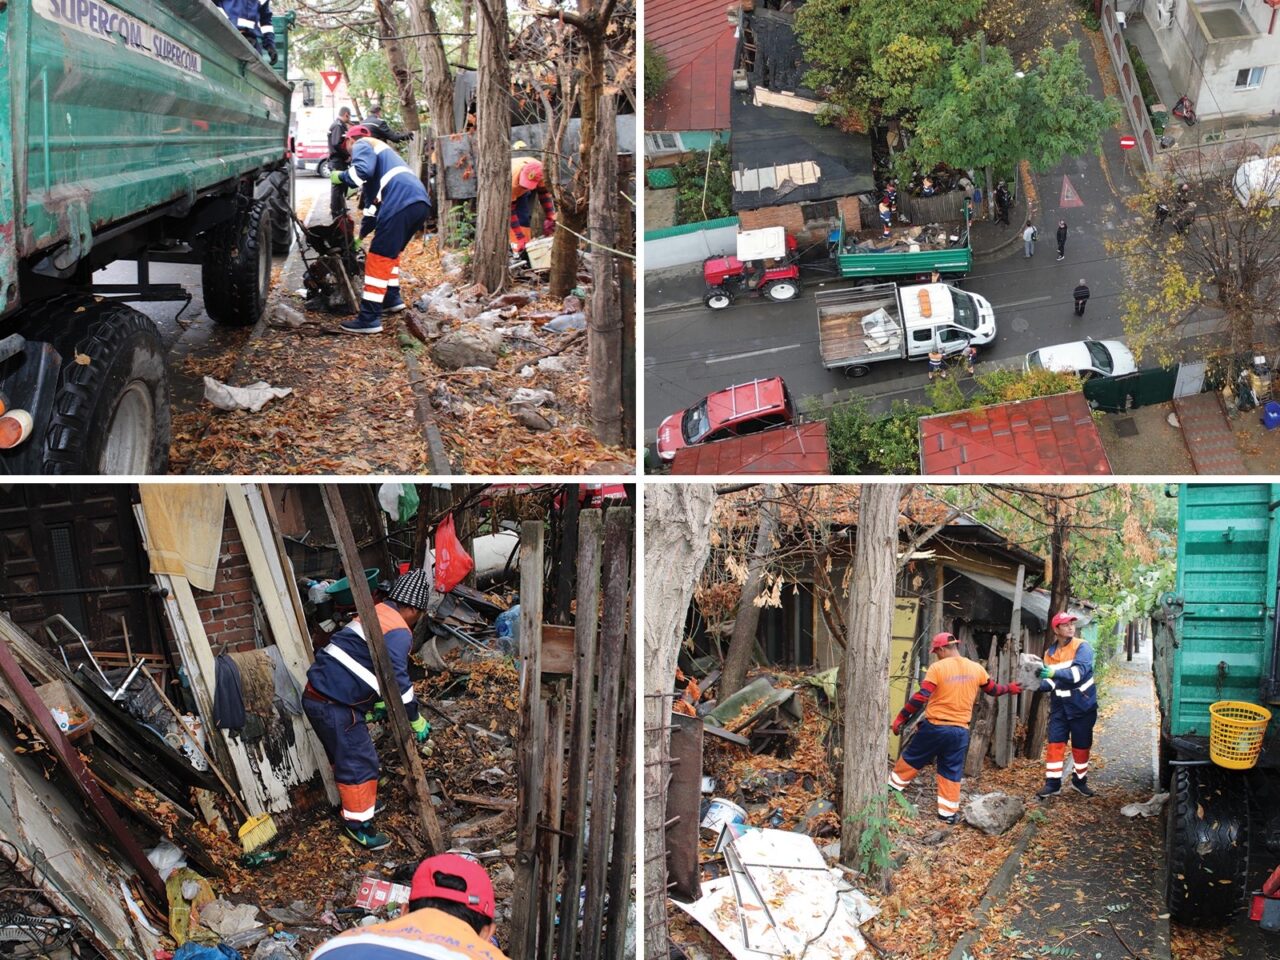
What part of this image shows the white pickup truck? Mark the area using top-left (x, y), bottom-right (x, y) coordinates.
top-left (815, 282), bottom-right (996, 378)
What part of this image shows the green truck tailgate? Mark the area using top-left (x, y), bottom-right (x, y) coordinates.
top-left (1, 0), bottom-right (290, 317)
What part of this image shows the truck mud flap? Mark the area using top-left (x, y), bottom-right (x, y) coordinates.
top-left (0, 337), bottom-right (62, 474)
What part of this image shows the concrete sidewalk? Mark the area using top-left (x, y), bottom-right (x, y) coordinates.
top-left (965, 646), bottom-right (1172, 960)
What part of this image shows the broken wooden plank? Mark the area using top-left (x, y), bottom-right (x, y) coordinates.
top-left (0, 637), bottom-right (166, 906)
top-left (541, 623), bottom-right (575, 676)
top-left (556, 509), bottom-right (602, 960)
top-left (452, 794), bottom-right (516, 812)
top-left (581, 508), bottom-right (632, 960)
top-left (603, 555), bottom-right (637, 960)
top-left (321, 485), bottom-right (442, 855)
top-left (510, 520), bottom-right (547, 960)
top-left (537, 680), bottom-right (568, 960)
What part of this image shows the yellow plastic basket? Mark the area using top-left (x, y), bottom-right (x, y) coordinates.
top-left (1208, 700), bottom-right (1272, 770)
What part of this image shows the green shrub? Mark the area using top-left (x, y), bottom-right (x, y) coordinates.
top-left (1127, 43), bottom-right (1158, 107)
top-left (644, 43), bottom-right (670, 102)
top-left (825, 397), bottom-right (923, 475)
top-left (673, 142), bottom-right (733, 224)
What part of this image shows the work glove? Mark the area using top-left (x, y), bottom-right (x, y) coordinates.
top-left (329, 170), bottom-right (344, 185)
top-left (543, 218), bottom-right (556, 237)
top-left (890, 716), bottom-right (904, 736)
top-left (407, 131), bottom-right (416, 142)
top-left (1008, 682), bottom-right (1023, 695)
top-left (410, 715), bottom-right (431, 743)
top-left (263, 39), bottom-right (278, 65)
top-left (364, 700), bottom-right (387, 723)
top-left (1037, 665), bottom-right (1057, 680)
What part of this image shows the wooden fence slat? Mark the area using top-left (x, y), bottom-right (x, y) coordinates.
top-left (580, 509), bottom-right (631, 960)
top-left (556, 510), bottom-right (603, 960)
top-left (510, 520), bottom-right (547, 959)
top-left (603, 558), bottom-right (637, 960)
top-left (537, 681), bottom-right (568, 960)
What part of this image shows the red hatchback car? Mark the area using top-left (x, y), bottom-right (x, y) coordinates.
top-left (655, 377), bottom-right (798, 461)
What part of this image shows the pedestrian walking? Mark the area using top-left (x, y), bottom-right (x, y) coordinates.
top-left (1153, 201), bottom-right (1170, 230)
top-left (879, 200), bottom-right (893, 238)
top-left (1073, 279), bottom-right (1090, 317)
top-left (1055, 220), bottom-right (1068, 260)
top-left (928, 348), bottom-right (947, 381)
top-left (1174, 202), bottom-right (1197, 235)
top-left (994, 181), bottom-right (1011, 225)
top-left (1023, 220), bottom-right (1038, 258)
top-left (972, 184), bottom-right (983, 219)
top-left (964, 342), bottom-right (978, 376)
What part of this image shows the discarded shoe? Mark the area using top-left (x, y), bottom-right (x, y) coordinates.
top-left (1070, 775), bottom-right (1096, 797)
top-left (344, 824), bottom-right (391, 850)
top-left (1035, 778), bottom-right (1062, 800)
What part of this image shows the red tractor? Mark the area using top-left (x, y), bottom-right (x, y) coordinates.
top-left (703, 227), bottom-right (801, 309)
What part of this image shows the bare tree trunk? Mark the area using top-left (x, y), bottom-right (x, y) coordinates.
top-left (588, 81), bottom-right (621, 443)
top-left (460, 0), bottom-right (473, 67)
top-left (643, 485), bottom-right (716, 960)
top-left (840, 482), bottom-right (903, 868)
top-left (548, 28), bottom-right (603, 297)
top-left (371, 0), bottom-right (422, 142)
top-left (1023, 499), bottom-right (1072, 759)
top-left (472, 0), bottom-right (511, 292)
top-left (720, 487), bottom-right (777, 700)
top-left (406, 0), bottom-right (459, 245)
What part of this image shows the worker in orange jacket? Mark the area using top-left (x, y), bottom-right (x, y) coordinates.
top-left (889, 632), bottom-right (1023, 823)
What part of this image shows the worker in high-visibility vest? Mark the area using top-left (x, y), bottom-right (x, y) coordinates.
top-left (1035, 612), bottom-right (1098, 799)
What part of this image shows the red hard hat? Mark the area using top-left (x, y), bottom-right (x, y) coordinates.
top-left (1051, 612), bottom-right (1078, 628)
top-left (344, 124), bottom-right (373, 139)
top-left (930, 632), bottom-right (959, 652)
top-left (410, 854), bottom-right (496, 920)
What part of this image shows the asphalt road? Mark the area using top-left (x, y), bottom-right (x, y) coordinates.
top-left (644, 180), bottom-right (1140, 438)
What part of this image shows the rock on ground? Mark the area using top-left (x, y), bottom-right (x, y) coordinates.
top-left (430, 328), bottom-right (503, 370)
top-left (962, 791), bottom-right (1025, 836)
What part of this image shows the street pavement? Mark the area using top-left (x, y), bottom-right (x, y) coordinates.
top-left (642, 20), bottom-right (1159, 441)
top-left (91, 172), bottom-right (325, 415)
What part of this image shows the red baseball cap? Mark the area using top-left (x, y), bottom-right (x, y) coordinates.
top-left (1051, 612), bottom-right (1078, 628)
top-left (930, 632), bottom-right (959, 652)
top-left (410, 854), bottom-right (496, 920)
top-left (344, 124), bottom-right (372, 140)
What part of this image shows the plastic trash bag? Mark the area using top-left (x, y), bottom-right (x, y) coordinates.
top-left (433, 513), bottom-right (474, 593)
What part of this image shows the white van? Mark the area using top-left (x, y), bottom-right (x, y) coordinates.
top-left (1232, 156), bottom-right (1280, 208)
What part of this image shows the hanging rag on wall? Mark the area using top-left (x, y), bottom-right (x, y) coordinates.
top-left (263, 646), bottom-right (303, 716)
top-left (212, 654), bottom-right (245, 731)
top-left (229, 650), bottom-right (275, 718)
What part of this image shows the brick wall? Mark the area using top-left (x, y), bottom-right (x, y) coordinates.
top-left (191, 506), bottom-right (259, 654)
top-left (739, 195), bottom-right (870, 245)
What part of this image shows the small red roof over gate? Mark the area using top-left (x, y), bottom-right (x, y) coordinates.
top-left (918, 393), bottom-right (1112, 475)
top-left (672, 422), bottom-right (830, 475)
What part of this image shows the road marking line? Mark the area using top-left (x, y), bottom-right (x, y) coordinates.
top-left (705, 344), bottom-right (804, 364)
top-left (992, 295), bottom-right (1052, 309)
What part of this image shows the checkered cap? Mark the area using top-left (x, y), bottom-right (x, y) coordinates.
top-left (387, 568), bottom-right (431, 610)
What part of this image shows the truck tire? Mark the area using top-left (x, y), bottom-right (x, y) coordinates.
top-left (704, 288), bottom-right (733, 310)
top-left (842, 364), bottom-right (871, 378)
top-left (271, 167), bottom-right (295, 256)
top-left (763, 280), bottom-right (799, 302)
top-left (1165, 765), bottom-right (1250, 926)
top-left (202, 196), bottom-right (273, 327)
top-left (39, 299), bottom-right (170, 475)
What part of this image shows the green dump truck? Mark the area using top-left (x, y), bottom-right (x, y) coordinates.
top-left (0, 0), bottom-right (295, 474)
top-left (830, 206), bottom-right (973, 282)
top-left (1154, 483), bottom-right (1280, 926)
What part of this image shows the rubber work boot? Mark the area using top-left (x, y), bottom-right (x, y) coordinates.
top-left (1035, 778), bottom-right (1062, 800)
top-left (344, 822), bottom-right (391, 850)
top-left (382, 286), bottom-right (408, 314)
top-left (341, 300), bottom-right (383, 335)
top-left (1070, 775), bottom-right (1096, 797)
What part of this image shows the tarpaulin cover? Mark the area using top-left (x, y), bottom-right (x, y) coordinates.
top-left (139, 485), bottom-right (228, 591)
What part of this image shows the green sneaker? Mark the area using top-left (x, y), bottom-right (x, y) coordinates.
top-left (345, 823), bottom-right (392, 850)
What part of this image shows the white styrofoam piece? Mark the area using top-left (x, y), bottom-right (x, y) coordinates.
top-left (736, 227), bottom-right (788, 261)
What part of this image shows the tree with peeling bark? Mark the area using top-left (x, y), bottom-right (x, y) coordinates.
top-left (404, 0), bottom-right (460, 243)
top-left (370, 0), bottom-right (423, 151)
top-left (469, 0), bottom-right (512, 292)
top-left (840, 482), bottom-right (904, 868)
top-left (643, 484), bottom-right (717, 960)
top-left (719, 484), bottom-right (778, 701)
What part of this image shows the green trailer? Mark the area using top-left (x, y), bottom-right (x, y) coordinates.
top-left (1154, 483), bottom-right (1280, 927)
top-left (0, 0), bottom-right (294, 474)
top-left (831, 206), bottom-right (973, 281)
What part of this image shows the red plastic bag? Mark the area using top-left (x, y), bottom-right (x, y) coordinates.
top-left (434, 513), bottom-right (474, 593)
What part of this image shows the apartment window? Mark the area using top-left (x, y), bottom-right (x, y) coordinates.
top-left (801, 199), bottom-right (838, 224)
top-left (645, 132), bottom-right (682, 155)
top-left (1235, 67), bottom-right (1265, 90)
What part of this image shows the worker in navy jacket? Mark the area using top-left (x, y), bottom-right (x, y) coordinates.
top-left (302, 569), bottom-right (432, 850)
top-left (1035, 612), bottom-right (1099, 799)
top-left (219, 0), bottom-right (276, 62)
top-left (331, 127), bottom-right (431, 335)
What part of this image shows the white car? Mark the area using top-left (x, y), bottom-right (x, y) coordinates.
top-left (1024, 339), bottom-right (1137, 380)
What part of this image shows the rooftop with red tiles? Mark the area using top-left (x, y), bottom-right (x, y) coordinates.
top-left (645, 0), bottom-right (736, 132)
top-left (918, 392), bottom-right (1113, 476)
